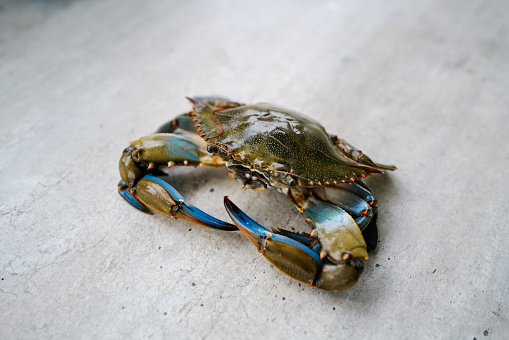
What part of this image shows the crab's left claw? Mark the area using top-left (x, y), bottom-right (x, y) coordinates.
top-left (124, 175), bottom-right (237, 231)
top-left (224, 197), bottom-right (323, 286)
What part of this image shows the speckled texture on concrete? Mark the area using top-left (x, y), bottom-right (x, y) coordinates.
top-left (1, 0), bottom-right (508, 339)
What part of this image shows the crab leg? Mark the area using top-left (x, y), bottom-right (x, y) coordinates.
top-left (320, 182), bottom-right (379, 250)
top-left (361, 210), bottom-right (379, 252)
top-left (118, 180), bottom-right (153, 214)
top-left (311, 186), bottom-right (372, 227)
top-left (224, 197), bottom-right (323, 286)
top-left (129, 175), bottom-right (237, 230)
top-left (118, 133), bottom-right (236, 230)
top-left (225, 192), bottom-right (368, 291)
top-left (156, 112), bottom-right (197, 134)
top-left (334, 181), bottom-right (377, 207)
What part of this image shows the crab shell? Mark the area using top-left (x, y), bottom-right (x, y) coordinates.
top-left (190, 99), bottom-right (383, 190)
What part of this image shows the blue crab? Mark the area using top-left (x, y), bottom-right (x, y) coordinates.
top-left (118, 97), bottom-right (396, 291)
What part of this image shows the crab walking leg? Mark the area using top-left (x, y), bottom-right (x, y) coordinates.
top-left (155, 112), bottom-right (197, 134)
top-left (311, 185), bottom-right (373, 229)
top-left (334, 181), bottom-right (377, 207)
top-left (361, 211), bottom-right (379, 252)
top-left (118, 133), bottom-right (236, 230)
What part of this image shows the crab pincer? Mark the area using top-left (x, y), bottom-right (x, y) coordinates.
top-left (225, 197), bottom-right (323, 286)
top-left (225, 192), bottom-right (367, 291)
top-left (124, 175), bottom-right (237, 230)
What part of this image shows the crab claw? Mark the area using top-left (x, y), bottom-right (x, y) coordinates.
top-left (224, 197), bottom-right (323, 286)
top-left (118, 180), bottom-right (153, 214)
top-left (298, 193), bottom-right (367, 290)
top-left (224, 188), bottom-right (372, 291)
top-left (126, 175), bottom-right (237, 231)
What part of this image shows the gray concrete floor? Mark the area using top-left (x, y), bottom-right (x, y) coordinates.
top-left (1, 0), bottom-right (508, 339)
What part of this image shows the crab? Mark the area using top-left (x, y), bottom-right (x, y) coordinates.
top-left (118, 97), bottom-right (396, 291)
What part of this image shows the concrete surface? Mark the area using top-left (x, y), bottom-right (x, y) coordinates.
top-left (1, 0), bottom-right (508, 339)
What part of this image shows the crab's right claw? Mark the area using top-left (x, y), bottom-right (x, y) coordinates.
top-left (126, 175), bottom-right (238, 231)
top-left (224, 197), bottom-right (323, 286)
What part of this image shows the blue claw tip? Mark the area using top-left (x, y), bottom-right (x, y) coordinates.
top-left (118, 181), bottom-right (152, 214)
top-left (224, 197), bottom-right (270, 235)
top-left (224, 197), bottom-right (323, 265)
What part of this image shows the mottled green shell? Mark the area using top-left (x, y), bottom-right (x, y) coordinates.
top-left (192, 102), bottom-right (380, 184)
